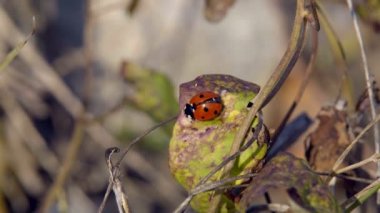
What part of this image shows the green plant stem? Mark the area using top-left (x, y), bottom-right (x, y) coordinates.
top-left (342, 178), bottom-right (380, 212)
top-left (316, 2), bottom-right (354, 109)
top-left (38, 121), bottom-right (85, 213)
top-left (273, 22), bottom-right (318, 141)
top-left (0, 17), bottom-right (35, 72)
top-left (207, 0), bottom-right (308, 211)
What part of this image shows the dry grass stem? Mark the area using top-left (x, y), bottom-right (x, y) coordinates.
top-left (273, 23), bottom-right (318, 141)
top-left (316, 2), bottom-right (354, 107)
top-left (0, 15), bottom-right (35, 72)
top-left (106, 148), bottom-right (130, 213)
top-left (97, 115), bottom-right (177, 212)
top-left (38, 122), bottom-right (85, 212)
top-left (0, 88), bottom-right (59, 174)
top-left (336, 153), bottom-right (380, 174)
top-left (333, 114), bottom-right (380, 171)
top-left (207, 0), bottom-right (308, 210)
top-left (344, 0), bottom-right (380, 180)
top-left (174, 173), bottom-right (256, 213)
top-left (83, 0), bottom-right (95, 106)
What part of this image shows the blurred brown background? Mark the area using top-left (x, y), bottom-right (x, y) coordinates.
top-left (0, 0), bottom-right (379, 212)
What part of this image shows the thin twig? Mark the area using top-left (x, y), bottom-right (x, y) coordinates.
top-left (114, 115), bottom-right (177, 167)
top-left (98, 148), bottom-right (121, 213)
top-left (315, 2), bottom-right (354, 109)
top-left (0, 7), bottom-right (85, 117)
top-left (207, 0), bottom-right (308, 211)
top-left (191, 173), bottom-right (256, 195)
top-left (344, 0), bottom-right (379, 177)
top-left (106, 148), bottom-right (130, 213)
top-left (336, 153), bottom-right (380, 174)
top-left (98, 115), bottom-right (177, 212)
top-left (173, 173), bottom-right (256, 213)
top-left (0, 87), bottom-right (60, 175)
top-left (273, 21), bottom-right (319, 141)
top-left (0, 16), bottom-right (36, 72)
top-left (92, 101), bottom-right (128, 123)
top-left (87, 122), bottom-right (184, 205)
top-left (83, 0), bottom-right (94, 106)
top-left (314, 171), bottom-right (374, 184)
top-left (247, 203), bottom-right (290, 212)
top-left (98, 180), bottom-right (113, 213)
top-left (333, 114), bottom-right (380, 171)
top-left (38, 121), bottom-right (85, 212)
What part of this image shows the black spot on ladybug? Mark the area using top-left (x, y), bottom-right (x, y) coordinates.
top-left (201, 116), bottom-right (205, 120)
top-left (204, 107), bottom-right (209, 112)
top-left (199, 94), bottom-right (204, 98)
top-left (214, 110), bottom-right (218, 115)
top-left (247, 102), bottom-right (253, 108)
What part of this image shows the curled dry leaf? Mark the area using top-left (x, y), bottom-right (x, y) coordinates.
top-left (305, 106), bottom-right (352, 172)
top-left (240, 152), bottom-right (341, 212)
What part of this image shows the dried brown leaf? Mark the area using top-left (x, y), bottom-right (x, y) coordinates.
top-left (240, 152), bottom-right (341, 212)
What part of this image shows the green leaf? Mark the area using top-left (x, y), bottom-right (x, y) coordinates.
top-left (121, 62), bottom-right (178, 127)
top-left (169, 74), bottom-right (268, 212)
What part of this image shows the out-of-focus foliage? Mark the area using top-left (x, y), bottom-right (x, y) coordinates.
top-left (355, 0), bottom-right (380, 32)
top-left (121, 61), bottom-right (178, 124)
top-left (119, 62), bottom-right (178, 150)
top-left (0, 0), bottom-right (380, 212)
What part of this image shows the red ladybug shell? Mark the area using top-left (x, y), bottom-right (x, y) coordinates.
top-left (193, 102), bottom-right (223, 121)
top-left (184, 91), bottom-right (223, 121)
top-left (189, 91), bottom-right (221, 105)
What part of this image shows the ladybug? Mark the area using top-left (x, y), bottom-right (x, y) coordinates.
top-left (184, 91), bottom-right (223, 121)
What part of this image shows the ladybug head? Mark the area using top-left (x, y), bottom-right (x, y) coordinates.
top-left (184, 103), bottom-right (195, 120)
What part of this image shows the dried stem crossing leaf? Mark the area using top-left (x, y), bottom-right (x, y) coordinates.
top-left (240, 152), bottom-right (341, 212)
